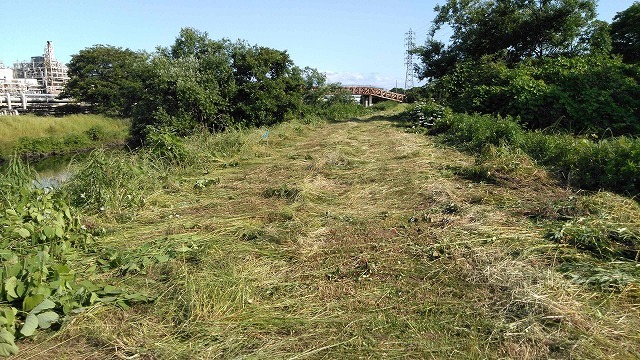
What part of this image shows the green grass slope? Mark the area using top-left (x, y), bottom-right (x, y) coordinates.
top-left (0, 114), bottom-right (129, 159)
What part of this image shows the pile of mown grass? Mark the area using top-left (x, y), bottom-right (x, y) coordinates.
top-left (0, 114), bottom-right (129, 159)
top-left (11, 109), bottom-right (640, 359)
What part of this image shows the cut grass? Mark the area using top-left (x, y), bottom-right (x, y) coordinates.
top-left (15, 111), bottom-right (640, 359)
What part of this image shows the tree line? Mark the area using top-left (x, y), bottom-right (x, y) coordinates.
top-left (412, 0), bottom-right (640, 135)
top-left (62, 28), bottom-right (347, 145)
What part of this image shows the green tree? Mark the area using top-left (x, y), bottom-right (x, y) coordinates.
top-left (301, 66), bottom-right (331, 108)
top-left (415, 0), bottom-right (597, 80)
top-left (229, 42), bottom-right (305, 126)
top-left (130, 28), bottom-right (235, 142)
top-left (129, 28), bottom-right (309, 143)
top-left (62, 45), bottom-right (148, 116)
top-left (611, 1), bottom-right (640, 63)
top-left (583, 20), bottom-right (612, 55)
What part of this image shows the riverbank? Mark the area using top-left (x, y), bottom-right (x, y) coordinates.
top-left (11, 109), bottom-right (639, 359)
top-left (0, 114), bottom-right (130, 161)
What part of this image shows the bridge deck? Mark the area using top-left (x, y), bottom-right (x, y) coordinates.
top-left (343, 86), bottom-right (405, 102)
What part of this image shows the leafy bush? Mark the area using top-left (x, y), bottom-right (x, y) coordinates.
top-left (144, 128), bottom-right (191, 166)
top-left (428, 111), bottom-right (640, 196)
top-left (408, 100), bottom-right (453, 128)
top-left (0, 159), bottom-right (150, 356)
top-left (433, 55), bottom-right (640, 135)
top-left (129, 29), bottom-right (309, 143)
top-left (85, 126), bottom-right (107, 141)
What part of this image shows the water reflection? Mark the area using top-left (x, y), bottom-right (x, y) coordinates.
top-left (32, 153), bottom-right (88, 188)
top-left (0, 153), bottom-right (87, 188)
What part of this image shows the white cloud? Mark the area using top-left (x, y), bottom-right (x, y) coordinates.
top-left (323, 71), bottom-right (402, 90)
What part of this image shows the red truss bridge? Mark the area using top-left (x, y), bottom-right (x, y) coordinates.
top-left (342, 86), bottom-right (406, 103)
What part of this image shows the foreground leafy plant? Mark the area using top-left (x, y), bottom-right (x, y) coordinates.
top-left (0, 159), bottom-right (152, 356)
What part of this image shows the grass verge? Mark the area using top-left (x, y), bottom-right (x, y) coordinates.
top-left (406, 104), bottom-right (640, 197)
top-left (8, 108), bottom-right (640, 359)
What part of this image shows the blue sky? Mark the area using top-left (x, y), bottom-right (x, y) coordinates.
top-left (1, 0), bottom-right (636, 89)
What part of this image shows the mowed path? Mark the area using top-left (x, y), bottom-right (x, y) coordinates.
top-left (19, 116), bottom-right (639, 359)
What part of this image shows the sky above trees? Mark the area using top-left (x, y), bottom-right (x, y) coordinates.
top-left (0, 0), bottom-right (636, 89)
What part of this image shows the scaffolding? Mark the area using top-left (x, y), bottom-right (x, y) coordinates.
top-left (12, 41), bottom-right (69, 94)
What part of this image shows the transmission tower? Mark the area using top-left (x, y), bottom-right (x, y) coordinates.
top-left (404, 28), bottom-right (416, 89)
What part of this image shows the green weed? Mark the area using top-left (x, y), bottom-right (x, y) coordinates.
top-left (0, 158), bottom-right (151, 356)
top-left (420, 108), bottom-right (640, 196)
top-left (63, 150), bottom-right (152, 221)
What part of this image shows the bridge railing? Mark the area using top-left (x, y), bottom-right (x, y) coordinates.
top-left (342, 86), bottom-right (405, 103)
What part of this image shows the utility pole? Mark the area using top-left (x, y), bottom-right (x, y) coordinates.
top-left (404, 28), bottom-right (415, 90)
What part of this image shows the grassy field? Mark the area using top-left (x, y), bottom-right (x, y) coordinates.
top-left (0, 114), bottom-right (130, 158)
top-left (14, 109), bottom-right (640, 359)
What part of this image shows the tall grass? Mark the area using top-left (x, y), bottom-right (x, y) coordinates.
top-left (422, 110), bottom-right (640, 197)
top-left (520, 132), bottom-right (640, 195)
top-left (0, 114), bottom-right (130, 157)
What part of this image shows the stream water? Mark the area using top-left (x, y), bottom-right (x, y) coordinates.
top-left (32, 154), bottom-right (81, 187)
top-left (1, 152), bottom-right (90, 188)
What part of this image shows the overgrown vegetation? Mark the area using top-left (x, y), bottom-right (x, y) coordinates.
top-left (432, 55), bottom-right (640, 135)
top-left (413, 0), bottom-right (639, 137)
top-left (3, 2), bottom-right (639, 357)
top-left (6, 112), bottom-right (637, 358)
top-left (63, 28), bottom-right (369, 146)
top-left (405, 106), bottom-right (640, 197)
top-left (0, 114), bottom-right (129, 159)
top-left (0, 159), bottom-right (151, 356)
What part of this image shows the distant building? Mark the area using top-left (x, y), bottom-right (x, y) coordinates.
top-left (0, 66), bottom-right (12, 83)
top-left (2, 41), bottom-right (69, 95)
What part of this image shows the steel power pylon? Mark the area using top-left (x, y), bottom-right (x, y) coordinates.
top-left (404, 29), bottom-right (416, 90)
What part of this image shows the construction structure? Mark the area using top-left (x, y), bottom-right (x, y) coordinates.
top-left (12, 41), bottom-right (69, 94)
top-left (342, 86), bottom-right (405, 105)
top-left (1, 41), bottom-right (71, 113)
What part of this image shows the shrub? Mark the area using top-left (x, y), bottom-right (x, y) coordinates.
top-left (408, 100), bottom-right (452, 128)
top-left (434, 55), bottom-right (640, 135)
top-left (144, 128), bottom-right (190, 166)
top-left (432, 112), bottom-right (640, 196)
top-left (64, 150), bottom-right (150, 221)
top-left (85, 126), bottom-right (107, 141)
